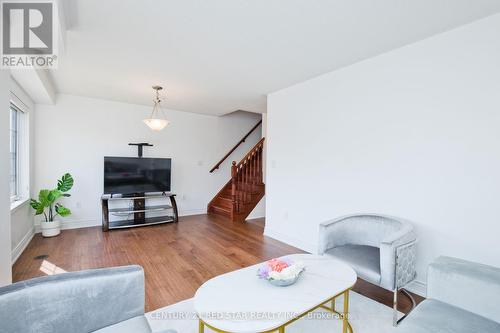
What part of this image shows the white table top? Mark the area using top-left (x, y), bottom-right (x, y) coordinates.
top-left (194, 254), bottom-right (357, 333)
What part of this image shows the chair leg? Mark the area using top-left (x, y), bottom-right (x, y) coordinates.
top-left (393, 288), bottom-right (417, 326)
top-left (393, 289), bottom-right (398, 327)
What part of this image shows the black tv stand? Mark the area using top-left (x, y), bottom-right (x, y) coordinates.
top-left (101, 193), bottom-right (178, 231)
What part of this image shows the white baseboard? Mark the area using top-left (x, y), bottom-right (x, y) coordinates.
top-left (247, 210), bottom-right (266, 220)
top-left (35, 219), bottom-right (100, 233)
top-left (263, 227), bottom-right (316, 253)
top-left (11, 226), bottom-right (35, 264)
top-left (247, 214), bottom-right (265, 220)
top-left (405, 279), bottom-right (426, 298)
top-left (179, 208), bottom-right (207, 216)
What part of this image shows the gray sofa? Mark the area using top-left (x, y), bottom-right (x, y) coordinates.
top-left (0, 265), bottom-right (175, 333)
top-left (398, 256), bottom-right (500, 333)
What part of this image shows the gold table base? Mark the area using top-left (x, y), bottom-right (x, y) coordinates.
top-left (198, 289), bottom-right (353, 333)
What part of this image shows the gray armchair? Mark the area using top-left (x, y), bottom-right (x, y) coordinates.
top-left (0, 265), bottom-right (176, 333)
top-left (319, 213), bottom-right (417, 325)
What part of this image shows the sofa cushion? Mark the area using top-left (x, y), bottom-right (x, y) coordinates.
top-left (398, 299), bottom-right (500, 333)
top-left (92, 316), bottom-right (152, 333)
top-left (325, 245), bottom-right (380, 285)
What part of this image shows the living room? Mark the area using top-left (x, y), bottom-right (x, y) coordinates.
top-left (1, 1), bottom-right (500, 333)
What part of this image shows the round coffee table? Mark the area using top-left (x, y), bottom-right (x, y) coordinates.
top-left (194, 254), bottom-right (357, 333)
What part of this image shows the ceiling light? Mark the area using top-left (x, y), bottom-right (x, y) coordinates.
top-left (143, 85), bottom-right (169, 131)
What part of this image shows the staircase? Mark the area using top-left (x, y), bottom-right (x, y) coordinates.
top-left (208, 137), bottom-right (265, 222)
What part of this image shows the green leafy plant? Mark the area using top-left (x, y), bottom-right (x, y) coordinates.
top-left (30, 173), bottom-right (74, 222)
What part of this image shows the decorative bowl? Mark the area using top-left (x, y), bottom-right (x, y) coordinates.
top-left (257, 258), bottom-right (305, 287)
top-left (268, 269), bottom-right (304, 287)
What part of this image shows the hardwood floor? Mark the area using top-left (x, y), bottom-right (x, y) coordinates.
top-left (13, 214), bottom-right (423, 313)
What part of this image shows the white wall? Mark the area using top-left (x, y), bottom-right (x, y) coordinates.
top-left (0, 70), bottom-right (12, 286)
top-left (10, 79), bottom-right (36, 264)
top-left (11, 203), bottom-right (34, 262)
top-left (266, 13), bottom-right (500, 292)
top-left (34, 94), bottom-right (263, 230)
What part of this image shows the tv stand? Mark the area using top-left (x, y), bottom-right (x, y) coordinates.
top-left (101, 193), bottom-right (178, 231)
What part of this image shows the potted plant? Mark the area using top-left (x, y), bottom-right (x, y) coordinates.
top-left (30, 173), bottom-right (74, 237)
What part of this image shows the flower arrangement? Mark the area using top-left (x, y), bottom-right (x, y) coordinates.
top-left (258, 258), bottom-right (305, 286)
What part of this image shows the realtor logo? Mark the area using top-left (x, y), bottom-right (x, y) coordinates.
top-left (1, 1), bottom-right (58, 68)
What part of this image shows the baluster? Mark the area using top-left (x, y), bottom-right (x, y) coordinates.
top-left (249, 159), bottom-right (252, 202)
top-left (231, 161), bottom-right (237, 214)
top-left (252, 151), bottom-right (256, 186)
top-left (238, 165), bottom-right (242, 212)
top-left (248, 155), bottom-right (252, 191)
top-left (242, 159), bottom-right (246, 203)
top-left (243, 161), bottom-right (248, 203)
top-left (239, 164), bottom-right (244, 208)
top-left (248, 158), bottom-right (252, 198)
top-left (255, 150), bottom-right (259, 185)
top-left (247, 158), bottom-right (251, 199)
top-left (235, 165), bottom-right (238, 212)
top-left (254, 148), bottom-right (258, 185)
top-left (256, 147), bottom-right (260, 184)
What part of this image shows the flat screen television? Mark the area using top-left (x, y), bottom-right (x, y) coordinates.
top-left (104, 157), bottom-right (171, 195)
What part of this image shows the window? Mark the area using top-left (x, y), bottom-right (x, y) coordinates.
top-left (10, 104), bottom-right (19, 201)
top-left (9, 87), bottom-right (31, 209)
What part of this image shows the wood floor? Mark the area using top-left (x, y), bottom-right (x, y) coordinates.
top-left (13, 214), bottom-right (423, 313)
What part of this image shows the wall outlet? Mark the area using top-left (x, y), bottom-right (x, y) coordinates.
top-left (197, 160), bottom-right (203, 166)
top-left (76, 201), bottom-right (82, 209)
top-left (182, 194), bottom-right (187, 200)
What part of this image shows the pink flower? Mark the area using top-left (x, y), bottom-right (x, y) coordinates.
top-left (267, 259), bottom-right (289, 272)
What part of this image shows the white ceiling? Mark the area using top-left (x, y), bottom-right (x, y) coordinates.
top-left (52, 0), bottom-right (500, 115)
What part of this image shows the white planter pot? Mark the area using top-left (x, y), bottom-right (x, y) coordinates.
top-left (41, 220), bottom-right (61, 237)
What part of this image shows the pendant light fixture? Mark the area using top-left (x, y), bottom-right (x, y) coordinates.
top-left (143, 85), bottom-right (169, 131)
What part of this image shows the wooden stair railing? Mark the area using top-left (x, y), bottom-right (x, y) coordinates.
top-left (209, 120), bottom-right (262, 173)
top-left (231, 137), bottom-right (265, 216)
top-left (208, 138), bottom-right (265, 221)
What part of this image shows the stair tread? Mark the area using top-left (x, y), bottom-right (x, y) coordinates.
top-left (212, 197), bottom-right (233, 209)
top-left (209, 205), bottom-right (231, 213)
top-left (209, 205), bottom-right (232, 219)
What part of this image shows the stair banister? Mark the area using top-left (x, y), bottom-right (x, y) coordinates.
top-left (230, 137), bottom-right (265, 211)
top-left (209, 120), bottom-right (262, 173)
top-left (236, 137), bottom-right (265, 168)
top-left (208, 138), bottom-right (265, 222)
